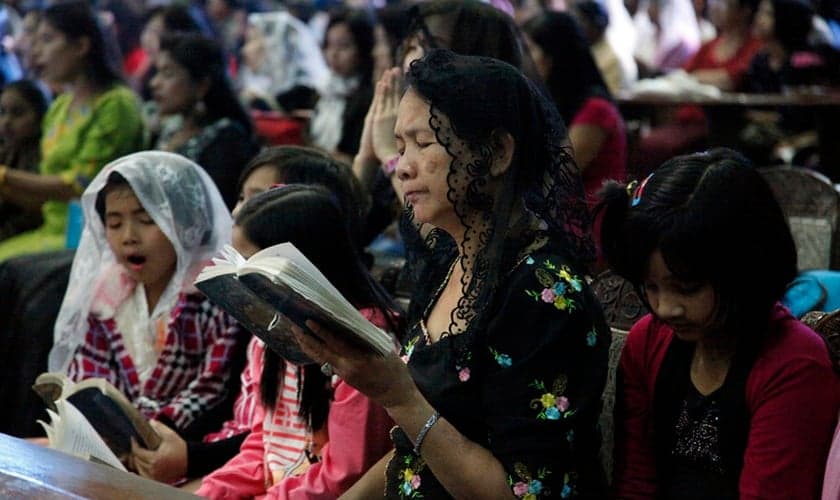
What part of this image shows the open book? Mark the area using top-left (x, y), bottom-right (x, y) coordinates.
top-left (33, 372), bottom-right (162, 470)
top-left (194, 243), bottom-right (396, 363)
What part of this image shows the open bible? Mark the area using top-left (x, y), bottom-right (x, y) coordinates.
top-left (33, 372), bottom-right (161, 470)
top-left (194, 243), bottom-right (396, 364)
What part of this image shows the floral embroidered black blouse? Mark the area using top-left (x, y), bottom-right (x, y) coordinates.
top-left (385, 251), bottom-right (611, 499)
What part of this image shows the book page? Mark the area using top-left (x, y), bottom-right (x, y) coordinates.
top-left (39, 400), bottom-right (127, 471)
top-left (242, 243), bottom-right (346, 299)
top-left (271, 259), bottom-right (394, 355)
top-left (240, 264), bottom-right (395, 356)
top-left (199, 242), bottom-right (396, 357)
top-left (198, 244), bottom-right (294, 281)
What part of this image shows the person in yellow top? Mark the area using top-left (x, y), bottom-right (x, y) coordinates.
top-left (0, 1), bottom-right (144, 261)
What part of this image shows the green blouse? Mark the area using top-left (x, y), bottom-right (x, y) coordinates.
top-left (0, 85), bottom-right (144, 261)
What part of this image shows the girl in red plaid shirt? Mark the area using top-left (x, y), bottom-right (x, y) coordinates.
top-left (50, 151), bottom-right (245, 435)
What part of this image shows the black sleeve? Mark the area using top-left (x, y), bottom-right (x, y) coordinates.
top-left (337, 82), bottom-right (374, 157)
top-left (197, 124), bottom-right (258, 210)
top-left (480, 254), bottom-right (611, 498)
top-left (186, 431), bottom-right (249, 478)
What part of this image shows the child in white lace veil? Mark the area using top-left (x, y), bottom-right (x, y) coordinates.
top-left (239, 11), bottom-right (328, 110)
top-left (49, 151), bottom-right (238, 430)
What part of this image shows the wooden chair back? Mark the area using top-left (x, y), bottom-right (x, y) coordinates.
top-left (590, 270), bottom-right (647, 483)
top-left (801, 309), bottom-right (840, 374)
top-left (760, 166), bottom-right (840, 270)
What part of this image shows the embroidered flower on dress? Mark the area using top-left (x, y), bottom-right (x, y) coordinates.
top-left (530, 376), bottom-right (576, 420)
top-left (398, 454), bottom-right (425, 498)
top-left (525, 260), bottom-right (582, 313)
top-left (541, 288), bottom-right (556, 303)
top-left (586, 329), bottom-right (598, 347)
top-left (401, 335), bottom-right (420, 362)
top-left (454, 351), bottom-right (472, 382)
top-left (489, 347), bottom-right (513, 368)
top-left (560, 472), bottom-right (577, 498)
top-left (509, 462), bottom-right (551, 499)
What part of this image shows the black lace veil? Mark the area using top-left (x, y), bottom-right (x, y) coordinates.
top-left (402, 49), bottom-right (594, 341)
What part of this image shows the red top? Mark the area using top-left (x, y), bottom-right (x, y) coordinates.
top-left (675, 36), bottom-right (765, 124)
top-left (614, 303), bottom-right (840, 499)
top-left (683, 35), bottom-right (764, 88)
top-left (571, 97), bottom-right (627, 207)
top-left (68, 293), bottom-right (242, 431)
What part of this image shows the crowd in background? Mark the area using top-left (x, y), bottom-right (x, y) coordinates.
top-left (0, 0), bottom-right (838, 498)
top-left (0, 0), bottom-right (838, 252)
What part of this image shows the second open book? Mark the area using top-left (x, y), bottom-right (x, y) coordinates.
top-left (194, 243), bottom-right (396, 363)
top-left (33, 372), bottom-right (162, 470)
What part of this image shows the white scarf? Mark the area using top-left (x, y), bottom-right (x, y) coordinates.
top-left (310, 73), bottom-right (360, 153)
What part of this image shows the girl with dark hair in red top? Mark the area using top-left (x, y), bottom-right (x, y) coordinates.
top-left (598, 148), bottom-right (840, 499)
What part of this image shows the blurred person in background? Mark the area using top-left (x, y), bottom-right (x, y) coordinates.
top-left (0, 0), bottom-right (144, 261)
top-left (150, 33), bottom-right (257, 209)
top-left (309, 8), bottom-right (374, 164)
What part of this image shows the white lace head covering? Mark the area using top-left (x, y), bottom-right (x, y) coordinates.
top-left (240, 11), bottom-right (329, 101)
top-left (49, 151), bottom-right (232, 372)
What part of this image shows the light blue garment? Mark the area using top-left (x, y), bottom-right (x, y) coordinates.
top-left (783, 270), bottom-right (840, 317)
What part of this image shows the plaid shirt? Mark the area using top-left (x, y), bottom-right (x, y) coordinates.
top-left (68, 292), bottom-right (243, 430)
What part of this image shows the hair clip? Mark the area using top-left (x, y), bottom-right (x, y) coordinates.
top-left (631, 173), bottom-right (653, 207)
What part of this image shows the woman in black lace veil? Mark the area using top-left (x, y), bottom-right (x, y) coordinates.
top-left (294, 50), bottom-right (610, 499)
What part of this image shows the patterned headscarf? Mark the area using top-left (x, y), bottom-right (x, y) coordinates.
top-left (402, 49), bottom-right (593, 342)
top-left (50, 151), bottom-right (232, 372)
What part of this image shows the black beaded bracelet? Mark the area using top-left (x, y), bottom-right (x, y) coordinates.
top-left (413, 411), bottom-right (440, 456)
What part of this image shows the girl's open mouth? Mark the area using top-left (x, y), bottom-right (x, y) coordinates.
top-left (126, 255), bottom-right (147, 270)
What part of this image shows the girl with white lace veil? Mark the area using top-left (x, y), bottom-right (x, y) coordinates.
top-left (294, 50), bottom-right (611, 499)
top-left (239, 10), bottom-right (328, 111)
top-left (50, 151), bottom-right (244, 434)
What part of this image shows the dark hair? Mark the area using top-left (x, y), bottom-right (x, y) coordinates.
top-left (159, 33), bottom-right (253, 135)
top-left (145, 4), bottom-right (202, 33)
top-left (399, 49), bottom-right (594, 351)
top-left (523, 11), bottom-right (611, 125)
top-left (102, 0), bottom-right (144, 59)
top-left (236, 146), bottom-right (370, 246)
top-left (375, 3), bottom-right (412, 67)
top-left (325, 7), bottom-right (375, 83)
top-left (235, 185), bottom-right (403, 430)
top-left (574, 0), bottom-right (610, 34)
top-left (597, 148), bottom-right (797, 348)
top-left (3, 79), bottom-right (49, 120)
top-left (738, 0), bottom-right (763, 21)
top-left (772, 0), bottom-right (814, 50)
top-left (405, 49), bottom-right (570, 200)
top-left (42, 1), bottom-right (123, 88)
top-left (403, 0), bottom-right (528, 72)
top-left (94, 171), bottom-right (131, 223)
